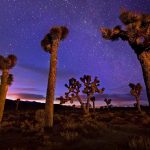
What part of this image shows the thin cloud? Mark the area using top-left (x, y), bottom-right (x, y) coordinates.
top-left (9, 93), bottom-right (45, 101)
top-left (19, 63), bottom-right (77, 79)
top-left (13, 87), bottom-right (40, 92)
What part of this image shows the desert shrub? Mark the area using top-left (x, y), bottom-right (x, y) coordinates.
top-left (128, 136), bottom-right (150, 150)
top-left (62, 120), bottom-right (78, 130)
top-left (35, 109), bottom-right (45, 126)
top-left (141, 115), bottom-right (150, 126)
top-left (60, 130), bottom-right (79, 142)
top-left (1, 120), bottom-right (15, 128)
top-left (20, 119), bottom-right (34, 133)
top-left (78, 117), bottom-right (107, 138)
top-left (110, 116), bottom-right (128, 125)
top-left (54, 114), bottom-right (64, 124)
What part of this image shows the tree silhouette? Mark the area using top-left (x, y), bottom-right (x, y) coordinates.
top-left (80, 75), bottom-right (105, 114)
top-left (16, 98), bottom-right (20, 111)
top-left (59, 75), bottom-right (104, 114)
top-left (58, 78), bottom-right (88, 113)
top-left (104, 98), bottom-right (112, 110)
top-left (41, 26), bottom-right (69, 128)
top-left (90, 96), bottom-right (96, 112)
top-left (100, 8), bottom-right (150, 105)
top-left (129, 83), bottom-right (142, 112)
top-left (0, 55), bottom-right (17, 123)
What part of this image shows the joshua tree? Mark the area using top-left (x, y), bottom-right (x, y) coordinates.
top-left (80, 75), bottom-right (105, 113)
top-left (0, 55), bottom-right (17, 123)
top-left (129, 83), bottom-right (142, 112)
top-left (100, 9), bottom-right (150, 105)
top-left (104, 98), bottom-right (112, 110)
top-left (59, 75), bottom-right (104, 114)
top-left (90, 96), bottom-right (96, 112)
top-left (16, 98), bottom-right (20, 111)
top-left (58, 78), bottom-right (88, 113)
top-left (41, 26), bottom-right (69, 128)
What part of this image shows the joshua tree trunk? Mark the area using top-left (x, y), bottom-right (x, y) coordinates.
top-left (92, 100), bottom-right (95, 113)
top-left (0, 70), bottom-right (9, 123)
top-left (76, 95), bottom-right (87, 114)
top-left (16, 103), bottom-right (19, 111)
top-left (86, 96), bottom-right (91, 114)
top-left (136, 96), bottom-right (141, 112)
top-left (45, 40), bottom-right (59, 128)
top-left (138, 51), bottom-right (150, 106)
top-left (16, 99), bottom-right (20, 111)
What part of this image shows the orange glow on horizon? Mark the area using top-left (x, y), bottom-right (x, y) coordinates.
top-left (7, 94), bottom-right (18, 100)
top-left (7, 93), bottom-right (43, 102)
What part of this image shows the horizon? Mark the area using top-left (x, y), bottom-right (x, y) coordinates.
top-left (7, 92), bottom-right (149, 107)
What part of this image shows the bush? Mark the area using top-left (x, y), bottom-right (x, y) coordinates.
top-left (128, 136), bottom-right (150, 150)
top-left (60, 130), bottom-right (79, 142)
top-left (35, 109), bottom-right (45, 127)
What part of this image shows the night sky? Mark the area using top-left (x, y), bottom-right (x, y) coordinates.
top-left (0, 0), bottom-right (149, 105)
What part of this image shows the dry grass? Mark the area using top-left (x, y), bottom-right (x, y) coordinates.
top-left (0, 107), bottom-right (150, 150)
top-left (128, 136), bottom-right (150, 150)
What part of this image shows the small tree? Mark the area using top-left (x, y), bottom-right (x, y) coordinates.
top-left (41, 26), bottom-right (69, 128)
top-left (80, 75), bottom-right (105, 114)
top-left (129, 83), bottom-right (142, 112)
top-left (0, 55), bottom-right (17, 123)
top-left (58, 75), bottom-right (105, 114)
top-left (16, 98), bottom-right (20, 111)
top-left (104, 98), bottom-right (112, 110)
top-left (57, 78), bottom-right (88, 113)
top-left (100, 9), bottom-right (150, 105)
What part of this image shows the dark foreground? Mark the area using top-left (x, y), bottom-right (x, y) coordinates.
top-left (0, 100), bottom-right (150, 150)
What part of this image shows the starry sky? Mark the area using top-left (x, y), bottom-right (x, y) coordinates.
top-left (0, 0), bottom-right (149, 105)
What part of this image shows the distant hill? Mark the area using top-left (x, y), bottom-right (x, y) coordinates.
top-left (4, 99), bottom-right (73, 111)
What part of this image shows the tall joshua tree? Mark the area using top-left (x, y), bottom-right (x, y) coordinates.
top-left (100, 9), bottom-right (150, 105)
top-left (0, 55), bottom-right (17, 123)
top-left (41, 26), bottom-right (69, 128)
top-left (129, 83), bottom-right (142, 112)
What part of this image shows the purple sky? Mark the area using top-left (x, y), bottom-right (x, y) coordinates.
top-left (0, 0), bottom-right (149, 104)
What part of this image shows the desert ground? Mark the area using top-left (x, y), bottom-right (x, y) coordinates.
top-left (0, 100), bottom-right (150, 150)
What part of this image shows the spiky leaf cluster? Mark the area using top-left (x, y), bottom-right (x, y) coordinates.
top-left (90, 96), bottom-right (95, 102)
top-left (100, 9), bottom-right (150, 54)
top-left (0, 74), bottom-right (14, 86)
top-left (50, 26), bottom-right (69, 40)
top-left (129, 83), bottom-right (142, 97)
top-left (104, 98), bottom-right (112, 106)
top-left (7, 74), bottom-right (14, 85)
top-left (41, 26), bottom-right (69, 53)
top-left (80, 75), bottom-right (105, 96)
top-left (0, 55), bottom-right (17, 70)
top-left (64, 78), bottom-right (81, 100)
top-left (58, 78), bottom-right (82, 105)
top-left (100, 26), bottom-right (128, 41)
